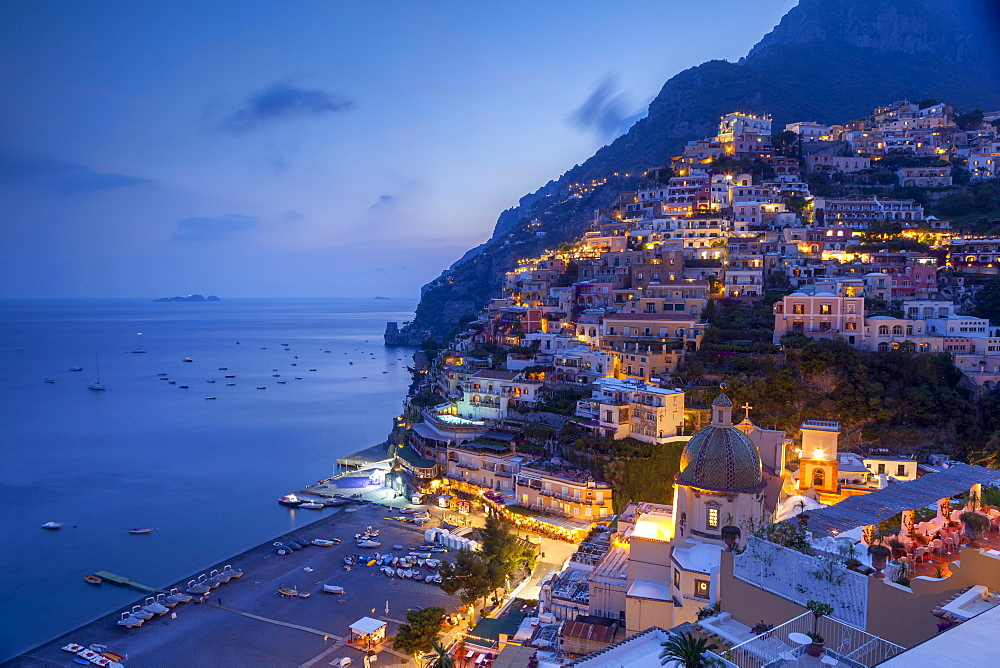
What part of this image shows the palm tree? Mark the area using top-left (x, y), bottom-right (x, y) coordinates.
top-left (426, 640), bottom-right (455, 668)
top-left (659, 631), bottom-right (720, 667)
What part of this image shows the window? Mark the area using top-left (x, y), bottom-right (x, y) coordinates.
top-left (792, 303), bottom-right (805, 314)
top-left (897, 464), bottom-right (906, 477)
top-left (674, 569), bottom-right (681, 589)
top-left (694, 579), bottom-right (710, 599)
top-left (877, 463), bottom-right (886, 474)
top-left (820, 303), bottom-right (832, 314)
top-left (707, 505), bottom-right (719, 529)
top-left (879, 325), bottom-right (889, 336)
top-left (845, 321), bottom-right (857, 331)
top-left (813, 468), bottom-right (825, 488)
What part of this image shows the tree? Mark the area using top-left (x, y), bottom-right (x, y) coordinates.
top-left (972, 278), bottom-right (1000, 324)
top-left (771, 129), bottom-right (799, 157)
top-left (478, 513), bottom-right (537, 602)
top-left (915, 97), bottom-right (938, 109)
top-left (426, 640), bottom-right (455, 668)
top-left (438, 549), bottom-right (493, 617)
top-left (393, 607), bottom-right (447, 659)
top-left (658, 631), bottom-right (720, 667)
top-left (955, 109), bottom-right (985, 131)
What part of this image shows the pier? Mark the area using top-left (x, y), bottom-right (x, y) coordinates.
top-left (93, 571), bottom-right (158, 593)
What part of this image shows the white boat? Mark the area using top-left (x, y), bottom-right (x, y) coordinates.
top-left (222, 564), bottom-right (243, 579)
top-left (299, 502), bottom-right (324, 509)
top-left (70, 366), bottom-right (83, 372)
top-left (205, 396), bottom-right (217, 400)
top-left (88, 352), bottom-right (106, 390)
top-left (322, 584), bottom-right (345, 594)
top-left (142, 596), bottom-right (170, 616)
top-left (183, 357), bottom-right (193, 362)
top-left (129, 605), bottom-right (153, 621)
top-left (357, 539), bottom-right (381, 548)
top-left (185, 578), bottom-right (209, 595)
top-left (117, 612), bottom-right (144, 628)
top-left (311, 539), bottom-right (335, 547)
top-left (166, 587), bottom-right (192, 604)
top-left (155, 593), bottom-right (177, 608)
top-left (41, 521), bottom-right (63, 530)
top-left (131, 332), bottom-right (146, 353)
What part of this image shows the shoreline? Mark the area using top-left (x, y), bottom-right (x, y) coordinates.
top-left (4, 485), bottom-right (453, 668)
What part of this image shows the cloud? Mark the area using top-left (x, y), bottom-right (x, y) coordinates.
top-left (568, 74), bottom-right (647, 141)
top-left (171, 214), bottom-right (259, 242)
top-left (368, 194), bottom-right (395, 209)
top-left (222, 83), bottom-right (353, 134)
top-left (283, 210), bottom-right (306, 222)
top-left (0, 149), bottom-right (150, 193)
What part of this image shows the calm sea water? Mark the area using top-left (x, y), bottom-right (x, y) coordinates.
top-left (0, 298), bottom-right (415, 660)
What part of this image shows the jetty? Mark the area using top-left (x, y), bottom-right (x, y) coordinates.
top-left (92, 571), bottom-right (158, 593)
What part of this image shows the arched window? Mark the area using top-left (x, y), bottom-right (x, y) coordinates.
top-left (589, 328), bottom-right (597, 337)
top-left (892, 325), bottom-right (903, 336)
top-left (878, 325), bottom-right (889, 336)
top-left (813, 468), bottom-right (825, 488)
top-left (878, 342), bottom-right (890, 352)
top-left (920, 343), bottom-right (930, 352)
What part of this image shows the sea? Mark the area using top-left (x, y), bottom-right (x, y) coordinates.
top-left (0, 297), bottom-right (416, 661)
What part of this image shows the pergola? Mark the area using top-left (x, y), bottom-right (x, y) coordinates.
top-left (801, 463), bottom-right (1000, 538)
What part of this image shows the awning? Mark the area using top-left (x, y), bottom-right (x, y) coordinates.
top-left (349, 616), bottom-right (386, 636)
top-left (804, 463), bottom-right (1000, 537)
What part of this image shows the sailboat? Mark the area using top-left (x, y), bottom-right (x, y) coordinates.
top-left (88, 352), bottom-right (106, 391)
top-left (131, 332), bottom-right (146, 353)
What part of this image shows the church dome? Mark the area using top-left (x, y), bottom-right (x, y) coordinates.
top-left (677, 393), bottom-right (763, 493)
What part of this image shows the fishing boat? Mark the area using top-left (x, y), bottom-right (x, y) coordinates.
top-left (205, 395), bottom-right (217, 400)
top-left (277, 586), bottom-right (298, 597)
top-left (358, 539), bottom-right (381, 548)
top-left (299, 501), bottom-right (324, 509)
top-left (88, 352), bottom-right (106, 391)
top-left (323, 584), bottom-right (345, 594)
top-left (256, 386), bottom-right (267, 390)
top-left (128, 528), bottom-right (152, 534)
top-left (276, 380), bottom-right (287, 384)
top-left (84, 574), bottom-right (102, 585)
top-left (179, 385), bottom-right (189, 389)
top-left (225, 374), bottom-right (236, 378)
top-left (218, 367), bottom-right (228, 370)
top-left (278, 494), bottom-right (302, 507)
top-left (311, 539), bottom-right (335, 547)
top-left (226, 382), bottom-right (236, 386)
top-left (41, 521), bottom-right (63, 530)
top-left (206, 379), bottom-right (216, 383)
top-left (183, 357), bottom-right (193, 362)
top-left (131, 332), bottom-right (146, 353)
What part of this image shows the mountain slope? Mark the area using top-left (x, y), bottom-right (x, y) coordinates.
top-left (401, 0), bottom-right (1000, 340)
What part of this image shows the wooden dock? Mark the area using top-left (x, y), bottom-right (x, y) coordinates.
top-left (93, 571), bottom-right (158, 593)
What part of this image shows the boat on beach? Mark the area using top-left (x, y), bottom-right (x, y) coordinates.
top-left (299, 501), bottom-right (324, 509)
top-left (117, 612), bottom-right (143, 628)
top-left (185, 579), bottom-right (210, 595)
top-left (166, 587), bottom-right (192, 604)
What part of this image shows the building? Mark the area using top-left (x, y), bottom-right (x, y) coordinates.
top-left (456, 368), bottom-right (543, 420)
top-left (804, 154), bottom-right (871, 173)
top-left (896, 166), bottom-right (952, 187)
top-left (814, 197), bottom-right (925, 228)
top-left (516, 462), bottom-right (614, 521)
top-left (574, 377), bottom-right (685, 444)
top-left (772, 279), bottom-right (866, 346)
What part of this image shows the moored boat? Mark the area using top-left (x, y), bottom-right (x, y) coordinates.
top-left (278, 494), bottom-right (302, 507)
top-left (117, 612), bottom-right (143, 628)
top-left (166, 587), bottom-right (192, 604)
top-left (299, 501), bottom-right (324, 509)
top-left (84, 574), bottom-right (102, 585)
top-left (41, 521), bottom-right (63, 530)
top-left (128, 528), bottom-right (152, 534)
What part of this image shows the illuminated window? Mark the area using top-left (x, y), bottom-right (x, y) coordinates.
top-left (674, 569), bottom-right (681, 589)
top-left (707, 506), bottom-right (719, 529)
top-left (792, 303), bottom-right (804, 314)
top-left (694, 579), bottom-right (710, 599)
top-left (820, 304), bottom-right (831, 315)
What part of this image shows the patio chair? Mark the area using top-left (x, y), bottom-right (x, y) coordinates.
top-left (912, 546), bottom-right (925, 563)
top-left (931, 538), bottom-right (944, 555)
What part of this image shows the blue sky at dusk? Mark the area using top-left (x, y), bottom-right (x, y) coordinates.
top-left (0, 1), bottom-right (797, 298)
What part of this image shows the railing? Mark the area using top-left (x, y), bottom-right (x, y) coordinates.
top-left (727, 612), bottom-right (904, 668)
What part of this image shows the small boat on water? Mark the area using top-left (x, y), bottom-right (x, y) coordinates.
top-left (70, 366), bottom-right (83, 372)
top-left (294, 376), bottom-right (303, 380)
top-left (225, 374), bottom-right (235, 378)
top-left (278, 494), bottom-right (302, 507)
top-left (41, 521), bottom-right (63, 530)
top-left (129, 528), bottom-right (152, 534)
top-left (256, 386), bottom-right (266, 390)
top-left (309, 368), bottom-right (317, 371)
top-left (44, 378), bottom-right (55, 383)
top-left (299, 501), bottom-right (324, 509)
top-left (219, 367), bottom-right (228, 371)
top-left (84, 575), bottom-right (102, 585)
top-left (183, 357), bottom-right (193, 362)
top-left (226, 382), bottom-right (236, 386)
top-left (179, 385), bottom-right (189, 389)
top-left (276, 380), bottom-right (287, 384)
top-left (205, 395), bottom-right (217, 400)
top-left (206, 379), bottom-right (216, 383)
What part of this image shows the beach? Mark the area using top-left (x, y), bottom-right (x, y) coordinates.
top-left (5, 502), bottom-right (461, 668)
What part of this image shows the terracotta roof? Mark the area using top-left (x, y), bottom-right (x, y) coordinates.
top-left (563, 620), bottom-right (616, 644)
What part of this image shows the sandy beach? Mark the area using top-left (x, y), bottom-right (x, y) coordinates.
top-left (5, 503), bottom-right (461, 668)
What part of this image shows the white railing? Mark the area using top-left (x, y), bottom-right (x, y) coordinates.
top-left (733, 536), bottom-right (869, 628)
top-left (727, 612), bottom-right (904, 668)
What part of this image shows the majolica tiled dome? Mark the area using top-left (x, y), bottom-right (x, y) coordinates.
top-left (677, 393), bottom-right (763, 493)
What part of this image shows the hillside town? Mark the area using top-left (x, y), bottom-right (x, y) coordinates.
top-left (382, 98), bottom-right (1000, 666)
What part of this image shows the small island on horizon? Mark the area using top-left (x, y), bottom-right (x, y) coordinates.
top-left (153, 294), bottom-right (221, 302)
